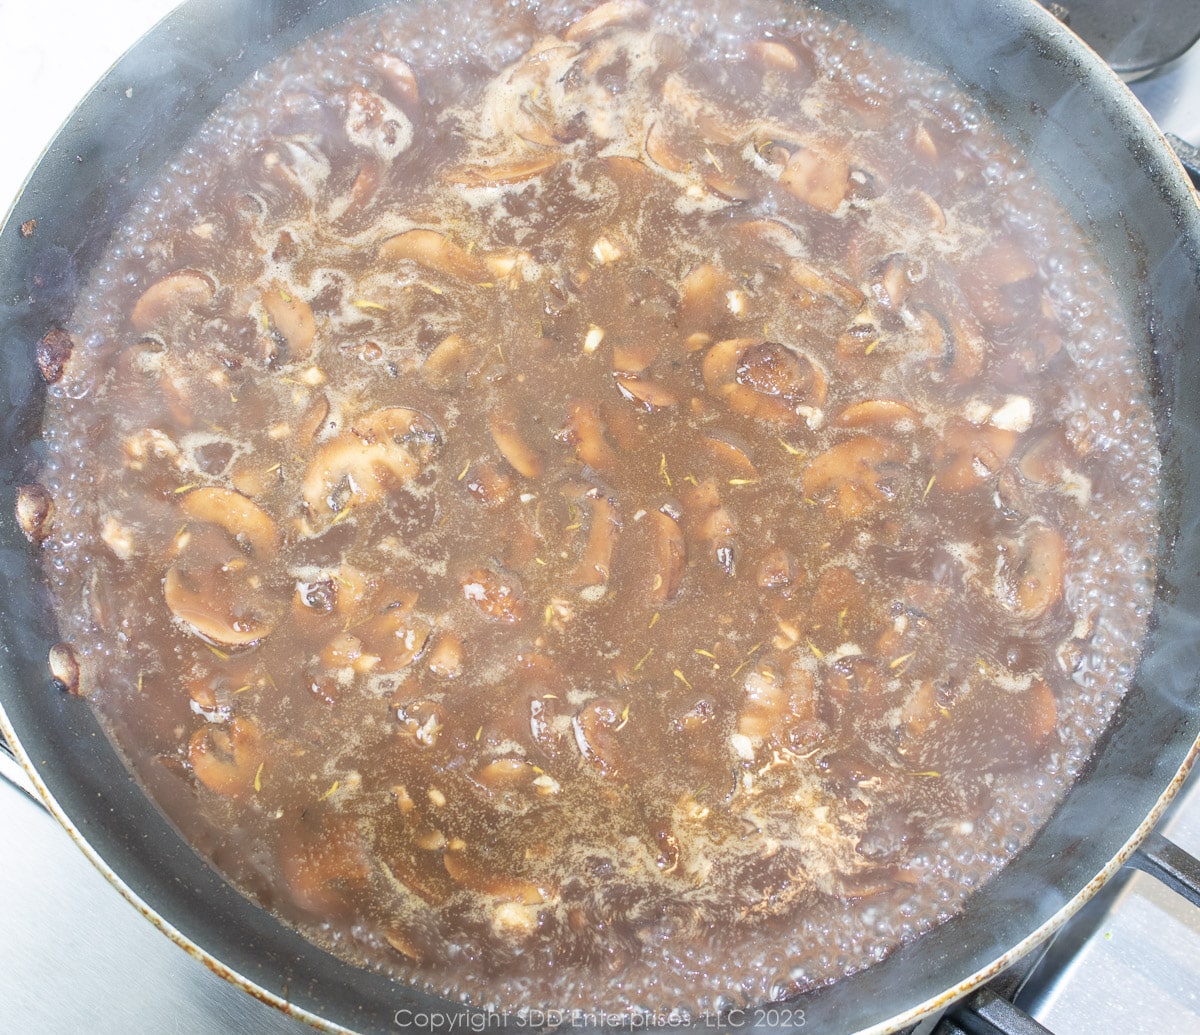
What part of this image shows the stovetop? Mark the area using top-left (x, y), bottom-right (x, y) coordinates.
top-left (1, 2), bottom-right (1199, 1033)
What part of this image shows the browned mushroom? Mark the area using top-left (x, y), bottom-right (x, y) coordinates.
top-left (130, 270), bottom-right (215, 332)
top-left (301, 407), bottom-right (439, 529)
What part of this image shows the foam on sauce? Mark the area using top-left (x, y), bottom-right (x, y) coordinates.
top-left (34, 0), bottom-right (1160, 1015)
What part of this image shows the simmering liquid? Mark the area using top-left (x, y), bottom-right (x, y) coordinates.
top-left (30, 0), bottom-right (1160, 1015)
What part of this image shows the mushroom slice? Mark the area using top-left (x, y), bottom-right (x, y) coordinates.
top-left (359, 609), bottom-right (432, 671)
top-left (462, 567), bottom-right (527, 624)
top-left (15, 484), bottom-right (53, 544)
top-left (36, 328), bottom-right (74, 384)
top-left (679, 263), bottom-right (735, 331)
top-left (683, 477), bottom-right (738, 575)
top-left (280, 817), bottom-right (371, 916)
top-left (372, 53), bottom-right (420, 109)
top-left (704, 338), bottom-right (827, 423)
top-left (443, 845), bottom-right (545, 904)
top-left (166, 489), bottom-right (280, 646)
top-left (933, 417), bottom-right (1018, 494)
top-left (473, 757), bottom-right (538, 793)
top-left (164, 561), bottom-right (278, 647)
top-left (802, 436), bottom-right (904, 518)
top-left (301, 407), bottom-right (439, 528)
top-left (571, 497), bottom-right (620, 588)
top-left (180, 487), bottom-right (278, 559)
top-left (262, 287), bottom-right (316, 363)
top-left (649, 509), bottom-right (686, 602)
top-left (779, 145), bottom-right (850, 213)
top-left (645, 120), bottom-right (690, 174)
top-left (379, 228), bottom-right (490, 282)
top-left (188, 717), bottom-right (266, 799)
top-left (994, 521), bottom-right (1066, 619)
top-left (490, 407), bottom-right (544, 479)
top-left (562, 401), bottom-right (619, 471)
top-left (441, 153), bottom-right (560, 188)
top-left (345, 85), bottom-right (413, 161)
top-left (834, 399), bottom-right (919, 430)
top-left (700, 433), bottom-right (758, 480)
top-left (572, 697), bottom-right (628, 774)
top-left (564, 0), bottom-right (649, 41)
top-left (48, 642), bottom-right (81, 695)
top-left (130, 270), bottom-right (215, 332)
top-left (422, 333), bottom-right (483, 390)
top-left (747, 40), bottom-right (802, 72)
top-left (614, 372), bottom-right (678, 411)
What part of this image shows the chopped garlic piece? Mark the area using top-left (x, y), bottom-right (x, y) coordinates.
top-left (990, 395), bottom-right (1033, 433)
top-left (583, 325), bottom-right (605, 353)
top-left (592, 236), bottom-right (623, 264)
top-left (730, 732), bottom-right (756, 760)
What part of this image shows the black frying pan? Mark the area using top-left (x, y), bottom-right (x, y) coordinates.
top-left (1, 1), bottom-right (1199, 1031)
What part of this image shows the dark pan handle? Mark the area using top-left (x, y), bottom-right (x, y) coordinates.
top-left (1129, 829), bottom-right (1200, 908)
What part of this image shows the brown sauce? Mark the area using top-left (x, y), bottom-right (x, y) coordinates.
top-left (31, 0), bottom-right (1160, 1015)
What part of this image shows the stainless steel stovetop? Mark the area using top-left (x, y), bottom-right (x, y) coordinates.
top-left (1, 2), bottom-right (1199, 1033)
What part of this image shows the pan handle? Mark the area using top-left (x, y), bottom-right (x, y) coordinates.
top-left (1129, 830), bottom-right (1200, 908)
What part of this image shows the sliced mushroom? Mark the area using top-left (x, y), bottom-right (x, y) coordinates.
top-left (737, 664), bottom-right (816, 749)
top-left (130, 270), bottom-right (215, 332)
top-left (372, 53), bottom-right (420, 109)
top-left (262, 286), bottom-right (316, 363)
top-left (747, 40), bottom-right (802, 72)
top-left (802, 436), bottom-right (904, 518)
top-left (422, 333), bottom-right (483, 390)
top-left (790, 260), bottom-right (865, 308)
top-left (933, 417), bottom-right (1018, 494)
top-left (571, 497), bottom-right (620, 588)
top-left (36, 328), bottom-right (74, 384)
top-left (994, 521), bottom-right (1066, 620)
top-left (489, 408), bottom-right (544, 479)
top-left (474, 757), bottom-right (538, 793)
top-left (703, 338), bottom-right (827, 423)
top-left (681, 477), bottom-right (739, 576)
top-left (572, 697), bottom-right (628, 775)
top-left (164, 560), bottom-right (279, 648)
top-left (379, 229), bottom-right (490, 282)
top-left (645, 119), bottom-right (690, 174)
top-left (700, 433), bottom-right (758, 480)
top-left (441, 153), bottom-right (561, 188)
top-left (48, 642), bottom-right (81, 695)
top-left (358, 608), bottom-right (432, 671)
top-left (834, 399), bottom-right (919, 430)
top-left (15, 484), bottom-right (53, 544)
top-left (426, 632), bottom-right (464, 679)
top-left (345, 84), bottom-right (413, 160)
top-left (188, 717), bottom-right (266, 799)
top-left (443, 845), bottom-right (545, 903)
top-left (679, 263), bottom-right (735, 331)
top-left (301, 407), bottom-right (439, 528)
top-left (180, 486), bottom-right (278, 559)
top-left (280, 816), bottom-right (371, 916)
top-left (649, 509), bottom-right (686, 602)
top-left (562, 401), bottom-right (619, 471)
top-left (564, 0), bottom-right (649, 41)
top-left (165, 489), bottom-right (280, 647)
top-left (462, 567), bottom-right (527, 624)
top-left (779, 145), bottom-right (850, 213)
top-left (614, 372), bottom-right (678, 410)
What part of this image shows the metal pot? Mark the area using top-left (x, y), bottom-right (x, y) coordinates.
top-left (1, 1), bottom-right (1198, 1031)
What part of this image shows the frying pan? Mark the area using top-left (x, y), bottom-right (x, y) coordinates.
top-left (1, 1), bottom-right (1199, 1031)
